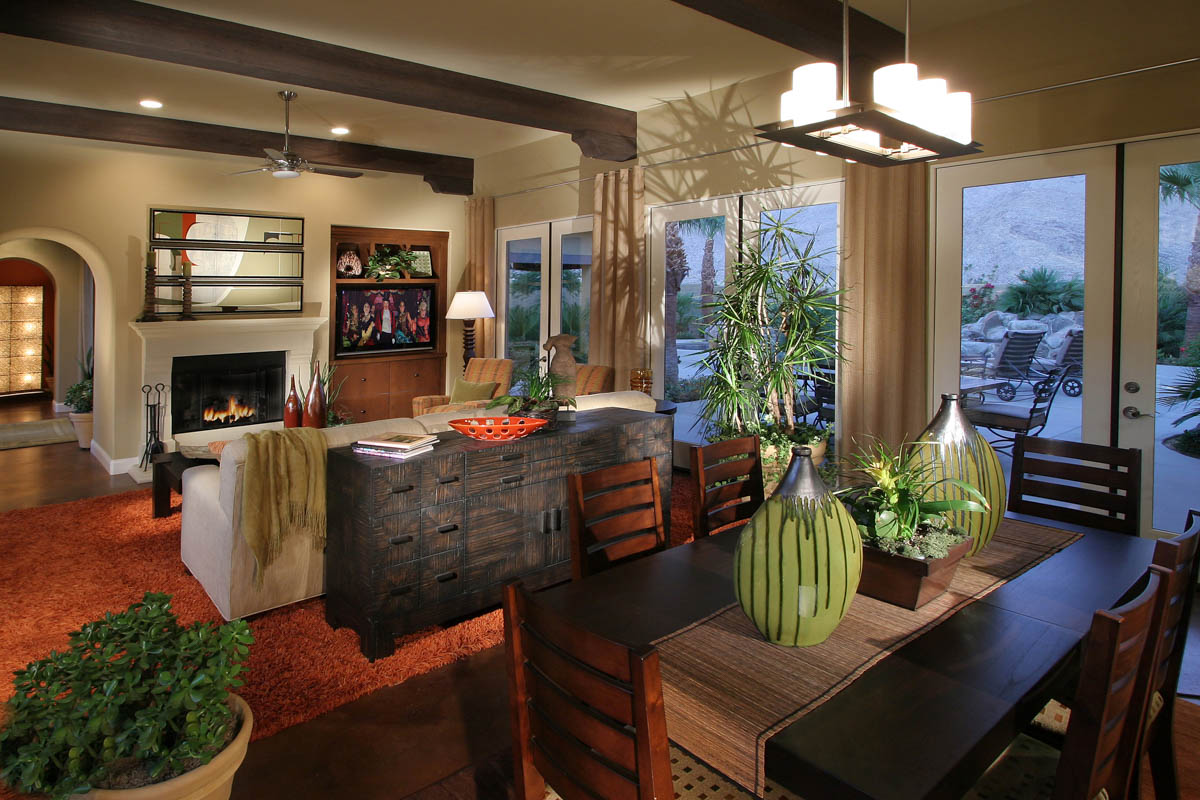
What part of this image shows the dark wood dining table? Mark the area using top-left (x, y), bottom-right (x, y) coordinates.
top-left (535, 521), bottom-right (1155, 800)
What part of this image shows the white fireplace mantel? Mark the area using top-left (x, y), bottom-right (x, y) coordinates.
top-left (130, 315), bottom-right (326, 449)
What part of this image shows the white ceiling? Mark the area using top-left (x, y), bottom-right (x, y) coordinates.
top-left (0, 0), bottom-right (1018, 163)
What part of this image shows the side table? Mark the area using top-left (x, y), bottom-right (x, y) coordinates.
top-left (152, 451), bottom-right (218, 518)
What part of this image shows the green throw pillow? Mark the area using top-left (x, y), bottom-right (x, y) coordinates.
top-left (450, 378), bottom-right (498, 403)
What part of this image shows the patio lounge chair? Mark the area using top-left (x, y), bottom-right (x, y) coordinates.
top-left (964, 368), bottom-right (1065, 455)
top-left (962, 327), bottom-right (1047, 402)
top-left (1034, 326), bottom-right (1084, 397)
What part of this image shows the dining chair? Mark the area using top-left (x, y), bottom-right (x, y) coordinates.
top-left (688, 435), bottom-right (765, 539)
top-left (567, 457), bottom-right (666, 580)
top-left (1131, 523), bottom-right (1200, 800)
top-left (964, 368), bottom-right (1065, 455)
top-left (1007, 435), bottom-right (1142, 536)
top-left (964, 566), bottom-right (1166, 800)
top-left (503, 581), bottom-right (765, 800)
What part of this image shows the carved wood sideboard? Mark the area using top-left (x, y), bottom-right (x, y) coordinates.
top-left (325, 408), bottom-right (673, 660)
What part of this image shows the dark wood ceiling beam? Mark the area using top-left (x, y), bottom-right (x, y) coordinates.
top-left (0, 96), bottom-right (475, 195)
top-left (1, 0), bottom-right (637, 162)
top-left (669, 0), bottom-right (905, 105)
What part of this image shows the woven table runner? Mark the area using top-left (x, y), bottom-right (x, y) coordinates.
top-left (655, 520), bottom-right (1080, 795)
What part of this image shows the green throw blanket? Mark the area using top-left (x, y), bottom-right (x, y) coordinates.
top-left (241, 427), bottom-right (327, 584)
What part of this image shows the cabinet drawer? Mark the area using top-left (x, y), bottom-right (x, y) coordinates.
top-left (419, 549), bottom-right (465, 605)
top-left (371, 512), bottom-right (421, 568)
top-left (421, 503), bottom-right (464, 557)
top-left (372, 464), bottom-right (423, 514)
top-left (337, 362), bottom-right (391, 395)
top-left (345, 394), bottom-right (391, 423)
top-left (421, 452), bottom-right (465, 505)
top-left (371, 561), bottom-right (419, 617)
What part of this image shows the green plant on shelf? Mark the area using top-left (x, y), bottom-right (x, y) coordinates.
top-left (0, 592), bottom-right (253, 800)
top-left (365, 247), bottom-right (419, 282)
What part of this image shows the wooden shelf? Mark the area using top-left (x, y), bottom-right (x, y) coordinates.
top-left (333, 277), bottom-right (438, 286)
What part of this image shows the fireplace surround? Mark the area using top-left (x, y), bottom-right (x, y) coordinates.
top-left (171, 351), bottom-right (285, 434)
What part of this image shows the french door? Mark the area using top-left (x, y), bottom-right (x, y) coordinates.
top-left (934, 138), bottom-right (1200, 537)
top-left (496, 217), bottom-right (593, 386)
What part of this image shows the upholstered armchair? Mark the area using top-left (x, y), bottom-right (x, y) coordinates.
top-left (575, 364), bottom-right (615, 395)
top-left (412, 357), bottom-right (513, 417)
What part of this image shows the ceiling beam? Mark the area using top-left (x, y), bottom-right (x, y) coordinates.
top-left (669, 0), bottom-right (905, 104)
top-left (1, 0), bottom-right (638, 162)
top-left (0, 96), bottom-right (475, 195)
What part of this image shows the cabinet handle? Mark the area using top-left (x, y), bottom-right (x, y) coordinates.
top-left (436, 523), bottom-right (459, 534)
top-left (501, 475), bottom-right (524, 485)
top-left (413, 372), bottom-right (421, 378)
top-left (389, 585), bottom-right (413, 597)
top-left (435, 571), bottom-right (458, 583)
top-left (391, 484), bottom-right (415, 494)
top-left (389, 534), bottom-right (414, 545)
top-left (552, 508), bottom-right (562, 531)
top-left (360, 377), bottom-right (367, 382)
top-left (501, 453), bottom-right (523, 462)
top-left (437, 475), bottom-right (460, 485)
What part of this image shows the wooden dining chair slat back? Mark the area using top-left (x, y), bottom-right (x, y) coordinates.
top-left (1009, 436), bottom-right (1142, 536)
top-left (1136, 524), bottom-right (1200, 800)
top-left (568, 458), bottom-right (666, 580)
top-left (689, 435), bottom-right (765, 539)
top-left (504, 581), bottom-right (674, 800)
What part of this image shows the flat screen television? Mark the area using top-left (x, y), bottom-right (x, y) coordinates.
top-left (336, 285), bottom-right (435, 357)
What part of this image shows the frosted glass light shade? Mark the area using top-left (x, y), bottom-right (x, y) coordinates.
top-left (790, 62), bottom-right (838, 125)
top-left (271, 169), bottom-right (300, 179)
top-left (873, 63), bottom-right (918, 113)
top-left (912, 78), bottom-right (949, 134)
top-left (445, 290), bottom-right (495, 320)
top-left (945, 91), bottom-right (973, 144)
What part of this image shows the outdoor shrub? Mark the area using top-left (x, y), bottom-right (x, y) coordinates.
top-left (0, 593), bottom-right (253, 800)
top-left (1170, 428), bottom-right (1200, 458)
top-left (665, 376), bottom-right (704, 403)
top-left (998, 267), bottom-right (1084, 318)
top-left (961, 282), bottom-right (997, 324)
top-left (1158, 270), bottom-right (1188, 358)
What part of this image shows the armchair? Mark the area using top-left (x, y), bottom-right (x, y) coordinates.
top-left (412, 357), bottom-right (513, 417)
top-left (575, 364), bottom-right (615, 395)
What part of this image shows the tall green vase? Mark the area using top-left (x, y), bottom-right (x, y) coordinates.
top-left (917, 393), bottom-right (1007, 557)
top-left (733, 446), bottom-right (861, 647)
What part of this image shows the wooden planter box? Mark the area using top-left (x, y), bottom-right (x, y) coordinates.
top-left (857, 537), bottom-right (973, 610)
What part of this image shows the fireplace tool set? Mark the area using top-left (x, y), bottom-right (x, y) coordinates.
top-left (139, 383), bottom-right (167, 470)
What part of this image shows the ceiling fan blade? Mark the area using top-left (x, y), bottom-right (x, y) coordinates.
top-left (229, 165), bottom-right (273, 176)
top-left (263, 147), bottom-right (286, 162)
top-left (309, 165), bottom-right (364, 179)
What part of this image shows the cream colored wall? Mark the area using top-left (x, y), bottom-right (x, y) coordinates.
top-left (0, 132), bottom-right (465, 462)
top-left (0, 239), bottom-right (87, 405)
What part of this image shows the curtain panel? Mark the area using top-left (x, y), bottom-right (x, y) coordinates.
top-left (462, 195), bottom-right (496, 358)
top-left (590, 167), bottom-right (648, 390)
top-left (840, 162), bottom-right (929, 452)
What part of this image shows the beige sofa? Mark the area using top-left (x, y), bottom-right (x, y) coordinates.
top-left (180, 391), bottom-right (656, 620)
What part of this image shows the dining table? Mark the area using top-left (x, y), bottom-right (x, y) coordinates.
top-left (535, 518), bottom-right (1155, 800)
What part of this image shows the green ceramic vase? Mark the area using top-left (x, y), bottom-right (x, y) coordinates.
top-left (916, 393), bottom-right (1007, 557)
top-left (733, 446), bottom-right (862, 647)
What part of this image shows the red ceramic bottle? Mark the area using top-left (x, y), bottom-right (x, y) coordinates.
top-left (283, 376), bottom-right (302, 428)
top-left (302, 362), bottom-right (327, 428)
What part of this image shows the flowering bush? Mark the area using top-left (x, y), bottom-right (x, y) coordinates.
top-left (961, 282), bottom-right (997, 323)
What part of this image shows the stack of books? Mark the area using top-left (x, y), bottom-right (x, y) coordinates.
top-left (352, 431), bottom-right (438, 460)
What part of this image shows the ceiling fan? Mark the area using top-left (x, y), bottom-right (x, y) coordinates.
top-left (233, 90), bottom-right (363, 179)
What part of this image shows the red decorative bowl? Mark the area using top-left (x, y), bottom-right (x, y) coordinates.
top-left (447, 416), bottom-right (549, 441)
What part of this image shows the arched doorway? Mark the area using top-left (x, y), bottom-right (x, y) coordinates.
top-left (0, 258), bottom-right (56, 396)
top-left (0, 229), bottom-right (114, 465)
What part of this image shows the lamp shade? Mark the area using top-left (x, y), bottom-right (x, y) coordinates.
top-left (445, 291), bottom-right (495, 320)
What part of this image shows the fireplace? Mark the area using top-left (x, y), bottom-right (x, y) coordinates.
top-left (171, 351), bottom-right (285, 435)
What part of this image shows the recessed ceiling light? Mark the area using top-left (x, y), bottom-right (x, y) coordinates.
top-left (140, 99), bottom-right (163, 109)
top-left (330, 126), bottom-right (350, 136)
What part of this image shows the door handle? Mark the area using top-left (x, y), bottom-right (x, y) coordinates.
top-left (1122, 406), bottom-right (1154, 420)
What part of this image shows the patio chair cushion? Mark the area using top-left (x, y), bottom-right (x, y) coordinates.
top-left (1010, 319), bottom-right (1049, 333)
top-left (965, 401), bottom-right (1048, 431)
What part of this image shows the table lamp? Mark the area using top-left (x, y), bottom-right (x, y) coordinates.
top-left (445, 291), bottom-right (495, 370)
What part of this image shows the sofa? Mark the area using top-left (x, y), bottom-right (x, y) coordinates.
top-left (180, 390), bottom-right (657, 620)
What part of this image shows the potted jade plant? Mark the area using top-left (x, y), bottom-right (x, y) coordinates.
top-left (64, 347), bottom-right (94, 449)
top-left (487, 358), bottom-right (575, 430)
top-left (0, 593), bottom-right (254, 800)
top-left (839, 439), bottom-right (989, 609)
top-left (698, 214), bottom-right (844, 494)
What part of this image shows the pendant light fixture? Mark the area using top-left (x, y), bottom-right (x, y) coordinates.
top-left (757, 0), bottom-right (980, 167)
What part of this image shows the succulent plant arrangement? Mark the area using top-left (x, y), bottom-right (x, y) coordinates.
top-left (487, 359), bottom-right (576, 417)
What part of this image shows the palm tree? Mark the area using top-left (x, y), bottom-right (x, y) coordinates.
top-left (664, 222), bottom-right (690, 387)
top-left (676, 216), bottom-right (725, 334)
top-left (1159, 163), bottom-right (1200, 347)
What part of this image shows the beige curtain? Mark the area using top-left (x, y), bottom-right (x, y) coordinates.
top-left (840, 162), bottom-right (929, 452)
top-left (590, 167), bottom-right (648, 390)
top-left (461, 196), bottom-right (496, 358)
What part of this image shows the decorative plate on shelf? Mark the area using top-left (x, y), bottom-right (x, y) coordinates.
top-left (448, 416), bottom-right (549, 441)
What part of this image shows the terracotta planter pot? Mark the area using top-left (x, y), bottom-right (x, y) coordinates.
top-left (68, 411), bottom-right (93, 449)
top-left (82, 694), bottom-right (253, 800)
top-left (857, 537), bottom-right (973, 610)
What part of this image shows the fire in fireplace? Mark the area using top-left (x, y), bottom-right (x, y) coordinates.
top-left (171, 351), bottom-right (285, 435)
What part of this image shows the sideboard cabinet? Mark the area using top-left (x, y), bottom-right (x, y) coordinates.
top-left (325, 408), bottom-right (672, 660)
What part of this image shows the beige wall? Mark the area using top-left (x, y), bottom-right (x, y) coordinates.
top-left (0, 132), bottom-right (466, 463)
top-left (0, 239), bottom-right (88, 405)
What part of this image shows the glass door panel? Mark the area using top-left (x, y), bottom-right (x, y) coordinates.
top-left (497, 225), bottom-right (549, 389)
top-left (550, 220), bottom-right (593, 364)
top-left (1122, 135), bottom-right (1200, 536)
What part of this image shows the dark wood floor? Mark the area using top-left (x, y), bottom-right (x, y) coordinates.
top-left (2, 392), bottom-right (1197, 800)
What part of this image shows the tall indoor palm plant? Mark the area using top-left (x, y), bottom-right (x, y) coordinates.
top-left (699, 214), bottom-right (844, 439)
